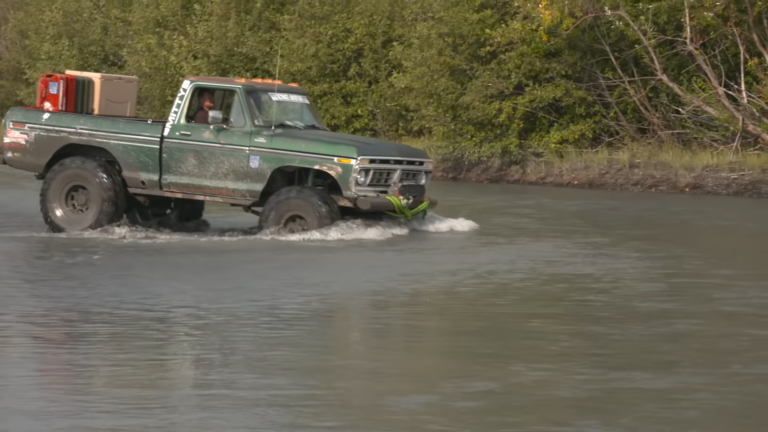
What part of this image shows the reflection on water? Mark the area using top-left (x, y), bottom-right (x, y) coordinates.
top-left (2, 165), bottom-right (768, 431)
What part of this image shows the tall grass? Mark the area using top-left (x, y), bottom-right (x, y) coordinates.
top-left (402, 137), bottom-right (768, 174)
top-left (552, 144), bottom-right (768, 173)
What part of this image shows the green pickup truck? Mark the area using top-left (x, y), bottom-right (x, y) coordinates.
top-left (1, 76), bottom-right (437, 233)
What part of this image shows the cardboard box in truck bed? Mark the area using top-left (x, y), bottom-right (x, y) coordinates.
top-left (65, 70), bottom-right (139, 117)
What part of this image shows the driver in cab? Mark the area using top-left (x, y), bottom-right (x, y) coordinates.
top-left (193, 90), bottom-right (215, 124)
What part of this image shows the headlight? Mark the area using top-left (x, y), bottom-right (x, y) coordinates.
top-left (419, 172), bottom-right (427, 185)
top-left (356, 170), bottom-right (368, 186)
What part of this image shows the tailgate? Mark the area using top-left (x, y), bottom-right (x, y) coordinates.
top-left (1, 113), bottom-right (27, 165)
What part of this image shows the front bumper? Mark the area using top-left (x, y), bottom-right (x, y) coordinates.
top-left (355, 196), bottom-right (438, 212)
top-left (349, 181), bottom-right (437, 212)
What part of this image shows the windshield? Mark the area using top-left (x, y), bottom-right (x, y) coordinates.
top-left (245, 90), bottom-right (326, 129)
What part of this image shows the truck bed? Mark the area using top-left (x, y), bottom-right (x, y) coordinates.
top-left (2, 107), bottom-right (166, 189)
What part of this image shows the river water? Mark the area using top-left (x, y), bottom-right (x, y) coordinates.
top-left (1, 164), bottom-right (767, 432)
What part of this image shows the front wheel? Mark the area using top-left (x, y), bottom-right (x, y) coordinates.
top-left (39, 156), bottom-right (127, 232)
top-left (257, 186), bottom-right (340, 233)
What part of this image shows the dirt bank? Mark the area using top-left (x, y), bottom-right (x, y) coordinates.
top-left (431, 157), bottom-right (768, 199)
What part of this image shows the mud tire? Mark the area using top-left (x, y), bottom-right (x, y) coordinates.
top-left (40, 156), bottom-right (127, 233)
top-left (257, 186), bottom-right (341, 233)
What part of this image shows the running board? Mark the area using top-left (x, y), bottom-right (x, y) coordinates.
top-left (127, 188), bottom-right (255, 206)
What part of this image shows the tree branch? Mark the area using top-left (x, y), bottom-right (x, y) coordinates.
top-left (746, 1), bottom-right (768, 64)
top-left (594, 2), bottom-right (768, 146)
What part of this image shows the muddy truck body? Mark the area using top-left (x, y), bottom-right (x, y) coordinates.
top-left (1, 75), bottom-right (437, 233)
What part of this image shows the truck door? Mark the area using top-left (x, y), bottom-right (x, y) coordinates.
top-left (161, 84), bottom-right (255, 199)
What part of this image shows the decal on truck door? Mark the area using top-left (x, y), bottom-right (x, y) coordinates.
top-left (164, 80), bottom-right (191, 136)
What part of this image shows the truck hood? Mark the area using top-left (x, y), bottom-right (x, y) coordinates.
top-left (269, 128), bottom-right (430, 160)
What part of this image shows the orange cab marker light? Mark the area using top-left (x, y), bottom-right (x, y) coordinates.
top-left (252, 78), bottom-right (283, 84)
top-left (334, 158), bottom-right (354, 164)
top-left (288, 83), bottom-right (299, 87)
top-left (235, 78), bottom-right (246, 82)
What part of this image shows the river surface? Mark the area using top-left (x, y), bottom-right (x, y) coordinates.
top-left (1, 164), bottom-right (768, 432)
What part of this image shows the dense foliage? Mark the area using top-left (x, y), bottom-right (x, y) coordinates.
top-left (2, 0), bottom-right (768, 160)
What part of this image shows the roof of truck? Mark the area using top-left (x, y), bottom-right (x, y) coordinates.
top-left (186, 76), bottom-right (307, 93)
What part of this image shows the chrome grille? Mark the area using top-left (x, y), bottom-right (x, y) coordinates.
top-left (355, 158), bottom-right (432, 192)
top-left (367, 169), bottom-right (396, 186)
top-left (400, 171), bottom-right (421, 183)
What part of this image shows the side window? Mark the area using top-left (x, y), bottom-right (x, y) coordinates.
top-left (184, 87), bottom-right (246, 128)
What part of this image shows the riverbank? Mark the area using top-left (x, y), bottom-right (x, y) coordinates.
top-left (406, 141), bottom-right (768, 199)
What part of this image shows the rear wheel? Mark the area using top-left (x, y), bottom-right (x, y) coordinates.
top-left (39, 156), bottom-right (127, 232)
top-left (257, 186), bottom-right (340, 233)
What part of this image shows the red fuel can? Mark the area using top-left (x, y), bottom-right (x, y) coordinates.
top-left (36, 73), bottom-right (67, 112)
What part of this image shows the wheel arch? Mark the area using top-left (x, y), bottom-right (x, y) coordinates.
top-left (260, 165), bottom-right (343, 203)
top-left (43, 144), bottom-right (122, 178)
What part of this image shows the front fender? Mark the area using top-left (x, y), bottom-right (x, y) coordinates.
top-left (254, 152), bottom-right (355, 193)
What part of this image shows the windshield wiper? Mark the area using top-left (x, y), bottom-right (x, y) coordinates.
top-left (304, 124), bottom-right (328, 131)
top-left (272, 120), bottom-right (304, 129)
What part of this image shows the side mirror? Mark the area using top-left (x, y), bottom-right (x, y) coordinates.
top-left (208, 110), bottom-right (224, 125)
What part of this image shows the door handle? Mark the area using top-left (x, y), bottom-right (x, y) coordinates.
top-left (177, 131), bottom-right (191, 136)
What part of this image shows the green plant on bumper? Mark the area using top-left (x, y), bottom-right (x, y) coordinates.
top-left (384, 195), bottom-right (429, 220)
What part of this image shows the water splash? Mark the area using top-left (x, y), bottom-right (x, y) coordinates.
top-left (0, 213), bottom-right (479, 244)
top-left (259, 214), bottom-right (478, 242)
top-left (408, 213), bottom-right (479, 233)
top-left (257, 219), bottom-right (410, 242)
